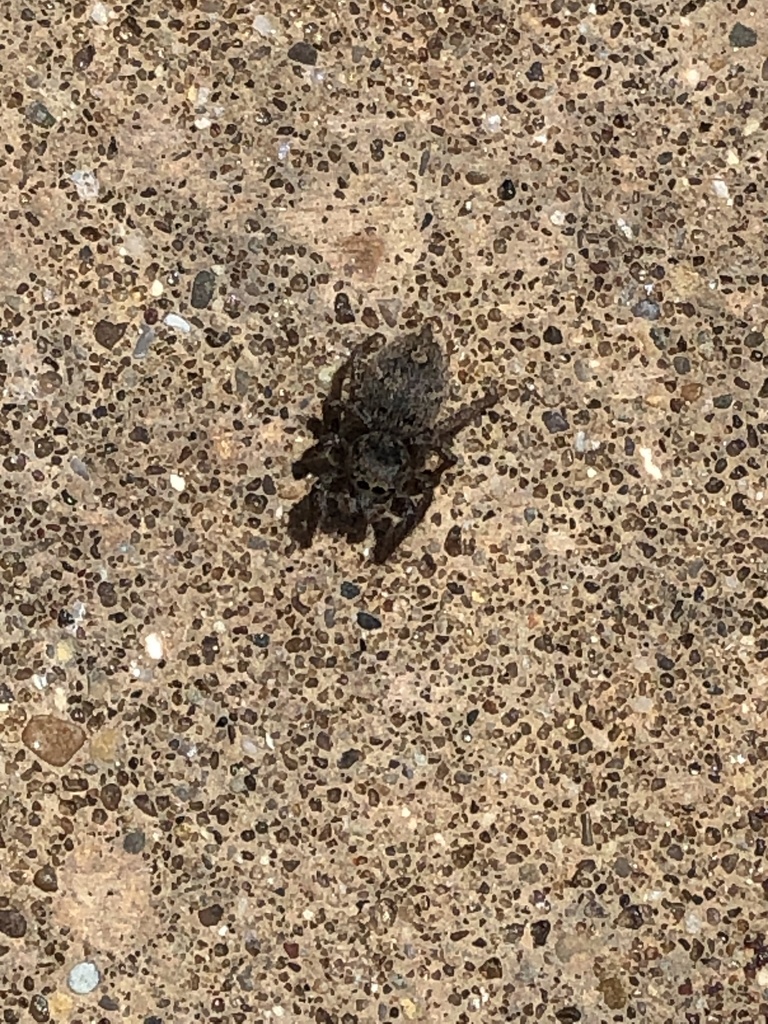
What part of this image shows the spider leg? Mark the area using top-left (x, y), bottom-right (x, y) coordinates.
top-left (306, 416), bottom-right (325, 439)
top-left (292, 441), bottom-right (337, 480)
top-left (435, 387), bottom-right (499, 443)
top-left (371, 490), bottom-right (434, 564)
top-left (287, 483), bottom-right (324, 549)
top-left (343, 508), bottom-right (369, 545)
top-left (416, 446), bottom-right (458, 490)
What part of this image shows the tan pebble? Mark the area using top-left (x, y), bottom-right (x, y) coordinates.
top-left (47, 992), bottom-right (74, 1018)
top-left (55, 638), bottom-right (75, 664)
top-left (21, 715), bottom-right (86, 767)
top-left (89, 727), bottom-right (122, 763)
top-left (400, 997), bottom-right (419, 1020)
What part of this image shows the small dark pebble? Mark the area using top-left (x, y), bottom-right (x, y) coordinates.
top-left (452, 843), bottom-right (475, 868)
top-left (616, 904), bottom-right (643, 929)
top-left (26, 101), bottom-right (56, 128)
top-left (123, 830), bottom-right (146, 854)
top-left (649, 326), bottom-right (668, 350)
top-left (466, 170), bottom-right (489, 185)
top-left (530, 919), bottom-right (551, 946)
top-left (497, 179), bottom-right (516, 200)
top-left (33, 866), bottom-right (58, 892)
top-left (729, 22), bottom-right (757, 47)
top-left (251, 632), bottom-right (270, 649)
top-left (340, 581), bottom-right (361, 599)
top-left (378, 297), bottom-right (400, 327)
top-left (97, 581), bottom-right (118, 608)
top-left (55, 603), bottom-right (74, 624)
top-left (29, 995), bottom-right (49, 1023)
top-left (543, 325), bottom-right (563, 344)
top-left (673, 355), bottom-right (691, 375)
top-left (543, 409), bottom-right (569, 434)
top-left (479, 956), bottom-right (503, 979)
top-left (444, 524), bottom-right (463, 556)
top-left (0, 908), bottom-right (27, 939)
top-left (100, 783), bottom-right (122, 810)
top-left (198, 903), bottom-right (224, 927)
top-left (357, 611), bottom-right (381, 630)
top-left (0, 681), bottom-right (13, 704)
top-left (98, 995), bottom-right (120, 1011)
top-left (526, 61), bottom-right (544, 81)
top-left (334, 292), bottom-right (355, 324)
top-left (144, 307), bottom-right (159, 325)
top-left (631, 299), bottom-right (661, 321)
top-left (134, 793), bottom-right (157, 816)
top-left (555, 1009), bottom-right (582, 1023)
top-left (713, 394), bottom-right (733, 409)
top-left (287, 41), bottom-right (318, 65)
top-left (115, 15), bottom-right (142, 43)
top-left (94, 319), bottom-right (128, 350)
top-left (73, 44), bottom-right (95, 71)
top-left (759, 379), bottom-right (768, 399)
top-left (466, 709), bottom-right (479, 726)
top-left (204, 327), bottom-right (231, 349)
top-left (144, 1017), bottom-right (163, 1024)
top-left (338, 749), bottom-right (363, 769)
top-left (191, 269), bottom-right (216, 309)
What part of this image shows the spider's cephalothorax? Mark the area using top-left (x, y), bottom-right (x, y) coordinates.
top-left (288, 325), bottom-right (497, 564)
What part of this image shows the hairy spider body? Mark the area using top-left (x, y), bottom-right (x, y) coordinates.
top-left (288, 326), bottom-right (496, 563)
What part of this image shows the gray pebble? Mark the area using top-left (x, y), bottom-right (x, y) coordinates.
top-left (543, 410), bottom-right (569, 434)
top-left (191, 270), bottom-right (216, 309)
top-left (287, 41), bottom-right (317, 65)
top-left (632, 299), bottom-right (661, 321)
top-left (27, 101), bottom-right (56, 128)
top-left (729, 22), bottom-right (757, 48)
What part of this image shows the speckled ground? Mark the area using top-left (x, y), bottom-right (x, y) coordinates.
top-left (2, 1), bottom-right (768, 1022)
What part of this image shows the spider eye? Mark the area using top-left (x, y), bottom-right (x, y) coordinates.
top-left (357, 480), bottom-right (370, 491)
top-left (372, 486), bottom-right (387, 497)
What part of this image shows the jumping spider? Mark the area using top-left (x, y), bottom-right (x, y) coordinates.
top-left (287, 325), bottom-right (498, 564)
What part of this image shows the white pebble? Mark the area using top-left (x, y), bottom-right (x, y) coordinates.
top-left (638, 446), bottom-right (663, 481)
top-left (90, 2), bottom-right (110, 25)
top-left (549, 209), bottom-right (567, 226)
top-left (144, 632), bottom-right (164, 661)
top-left (68, 960), bottom-right (100, 995)
top-left (163, 312), bottom-right (191, 334)
top-left (149, 279), bottom-right (164, 297)
top-left (253, 14), bottom-right (276, 36)
top-left (758, 965), bottom-right (768, 988)
top-left (70, 170), bottom-right (100, 201)
top-left (711, 178), bottom-right (729, 199)
top-left (169, 473), bottom-right (186, 492)
top-left (483, 113), bottom-right (501, 133)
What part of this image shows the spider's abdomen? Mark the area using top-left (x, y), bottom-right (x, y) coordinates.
top-left (354, 332), bottom-right (447, 436)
